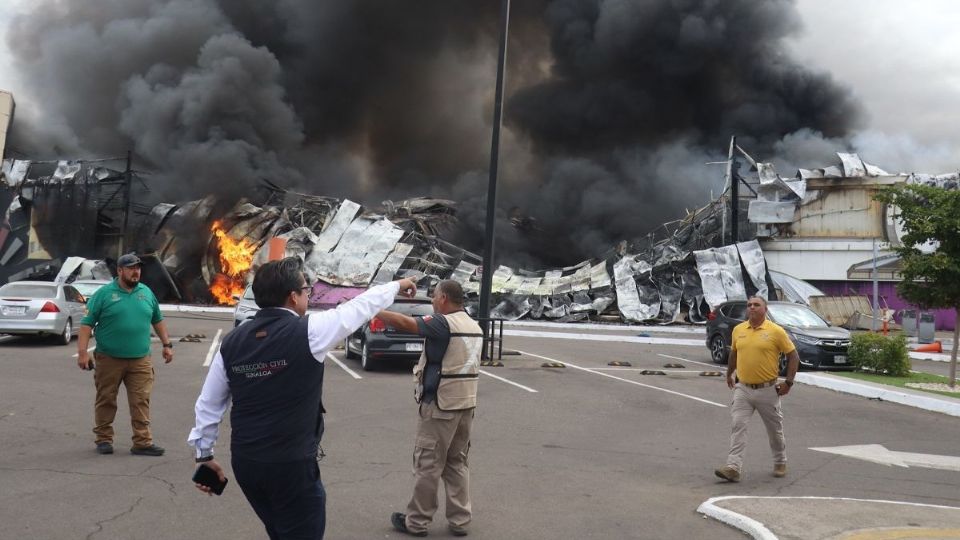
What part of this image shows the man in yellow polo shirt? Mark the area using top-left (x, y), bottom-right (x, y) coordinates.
top-left (715, 296), bottom-right (800, 482)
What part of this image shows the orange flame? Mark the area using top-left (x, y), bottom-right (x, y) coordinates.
top-left (209, 220), bottom-right (257, 305)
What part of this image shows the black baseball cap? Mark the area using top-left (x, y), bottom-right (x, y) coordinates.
top-left (117, 253), bottom-right (143, 268)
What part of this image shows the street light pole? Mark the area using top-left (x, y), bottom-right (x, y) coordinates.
top-left (478, 0), bottom-right (511, 323)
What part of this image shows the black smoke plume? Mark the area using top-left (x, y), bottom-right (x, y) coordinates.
top-left (4, 0), bottom-right (861, 267)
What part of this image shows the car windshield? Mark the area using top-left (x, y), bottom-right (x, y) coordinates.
top-left (768, 304), bottom-right (828, 328)
top-left (242, 286), bottom-right (255, 300)
top-left (0, 283), bottom-right (57, 298)
top-left (72, 282), bottom-right (107, 297)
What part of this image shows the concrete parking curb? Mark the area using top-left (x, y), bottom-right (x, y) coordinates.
top-left (909, 350), bottom-right (955, 362)
top-left (796, 372), bottom-right (960, 418)
top-left (698, 496), bottom-right (960, 539)
top-left (696, 496), bottom-right (777, 540)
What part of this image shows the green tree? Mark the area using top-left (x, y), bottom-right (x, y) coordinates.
top-left (875, 183), bottom-right (960, 388)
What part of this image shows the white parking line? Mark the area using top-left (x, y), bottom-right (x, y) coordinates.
top-left (518, 350), bottom-right (725, 408)
top-left (505, 329), bottom-right (704, 347)
top-left (506, 320), bottom-right (705, 334)
top-left (202, 329), bottom-right (223, 367)
top-left (71, 345), bottom-right (95, 358)
top-left (480, 369), bottom-right (538, 393)
top-left (657, 353), bottom-right (718, 369)
top-left (592, 368), bottom-right (706, 373)
top-left (326, 352), bottom-right (362, 380)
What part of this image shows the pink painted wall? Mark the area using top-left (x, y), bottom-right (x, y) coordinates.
top-left (810, 280), bottom-right (956, 332)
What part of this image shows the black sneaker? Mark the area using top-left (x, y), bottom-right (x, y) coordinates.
top-left (448, 523), bottom-right (469, 537)
top-left (130, 444), bottom-right (165, 456)
top-left (391, 512), bottom-right (427, 537)
top-left (96, 442), bottom-right (114, 455)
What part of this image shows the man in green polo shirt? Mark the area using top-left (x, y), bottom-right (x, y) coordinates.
top-left (77, 253), bottom-right (174, 456)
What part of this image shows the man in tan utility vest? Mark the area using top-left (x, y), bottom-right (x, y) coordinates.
top-left (376, 279), bottom-right (483, 537)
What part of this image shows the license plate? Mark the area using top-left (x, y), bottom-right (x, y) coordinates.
top-left (2, 306), bottom-right (25, 315)
top-left (834, 355), bottom-right (847, 364)
top-left (406, 342), bottom-right (424, 352)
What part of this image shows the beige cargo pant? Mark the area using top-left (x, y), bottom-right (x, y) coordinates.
top-left (404, 401), bottom-right (474, 534)
top-left (725, 383), bottom-right (786, 471)
top-left (92, 352), bottom-right (155, 448)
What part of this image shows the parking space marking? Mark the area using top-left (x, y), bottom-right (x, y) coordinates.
top-left (71, 345), bottom-right (95, 358)
top-left (657, 353), bottom-right (717, 369)
top-left (480, 369), bottom-right (538, 393)
top-left (506, 320), bottom-right (705, 334)
top-left (326, 352), bottom-right (362, 380)
top-left (202, 329), bottom-right (223, 367)
top-left (505, 329), bottom-right (704, 347)
top-left (518, 350), bottom-right (725, 408)
top-left (593, 367), bottom-right (693, 372)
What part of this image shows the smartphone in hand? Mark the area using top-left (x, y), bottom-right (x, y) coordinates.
top-left (192, 463), bottom-right (228, 495)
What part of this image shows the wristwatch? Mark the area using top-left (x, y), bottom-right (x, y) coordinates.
top-left (784, 380), bottom-right (794, 387)
top-left (162, 342), bottom-right (174, 349)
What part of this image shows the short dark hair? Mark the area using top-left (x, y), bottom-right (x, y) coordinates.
top-left (435, 280), bottom-right (464, 306)
top-left (252, 257), bottom-right (305, 308)
top-left (747, 295), bottom-right (767, 307)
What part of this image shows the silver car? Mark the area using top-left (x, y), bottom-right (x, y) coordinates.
top-left (0, 281), bottom-right (87, 345)
top-left (233, 285), bottom-right (259, 327)
top-left (70, 279), bottom-right (112, 299)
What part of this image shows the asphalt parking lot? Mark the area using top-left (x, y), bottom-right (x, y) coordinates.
top-left (0, 311), bottom-right (958, 539)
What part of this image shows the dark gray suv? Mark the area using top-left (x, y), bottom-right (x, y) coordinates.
top-left (706, 300), bottom-right (852, 373)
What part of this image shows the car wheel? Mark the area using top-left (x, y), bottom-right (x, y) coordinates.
top-left (360, 341), bottom-right (377, 371)
top-left (344, 337), bottom-right (359, 359)
top-left (58, 318), bottom-right (72, 346)
top-left (709, 335), bottom-right (727, 364)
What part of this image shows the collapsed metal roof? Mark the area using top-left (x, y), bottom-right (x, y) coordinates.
top-left (0, 156), bottom-right (779, 324)
top-left (174, 187), bottom-right (775, 324)
top-left (14, 149), bottom-right (911, 324)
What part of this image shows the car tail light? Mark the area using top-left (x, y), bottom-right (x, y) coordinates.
top-left (40, 302), bottom-right (60, 313)
top-left (369, 317), bottom-right (386, 333)
top-left (707, 310), bottom-right (716, 321)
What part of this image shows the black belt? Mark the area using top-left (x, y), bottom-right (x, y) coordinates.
top-left (741, 379), bottom-right (778, 389)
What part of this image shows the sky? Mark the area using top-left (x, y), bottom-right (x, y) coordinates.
top-left (785, 0), bottom-right (960, 172)
top-left (2, 0), bottom-right (958, 173)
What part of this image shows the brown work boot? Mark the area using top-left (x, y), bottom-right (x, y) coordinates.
top-left (714, 465), bottom-right (740, 482)
top-left (391, 513), bottom-right (427, 537)
top-left (773, 463), bottom-right (787, 478)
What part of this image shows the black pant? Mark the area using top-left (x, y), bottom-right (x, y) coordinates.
top-left (232, 456), bottom-right (326, 539)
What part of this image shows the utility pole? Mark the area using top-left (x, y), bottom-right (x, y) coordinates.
top-left (478, 0), bottom-right (510, 323)
top-left (725, 136), bottom-right (737, 245)
top-left (120, 150), bottom-right (132, 257)
top-left (872, 237), bottom-right (879, 332)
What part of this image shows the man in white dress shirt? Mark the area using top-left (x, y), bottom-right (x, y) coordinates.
top-left (188, 257), bottom-right (416, 539)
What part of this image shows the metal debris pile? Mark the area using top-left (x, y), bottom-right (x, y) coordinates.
top-left (174, 187), bottom-right (774, 325)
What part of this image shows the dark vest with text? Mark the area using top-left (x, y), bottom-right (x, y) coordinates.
top-left (220, 308), bottom-right (325, 463)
